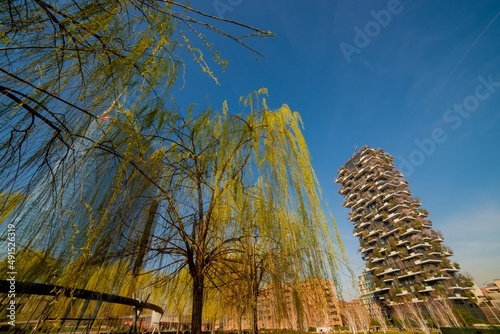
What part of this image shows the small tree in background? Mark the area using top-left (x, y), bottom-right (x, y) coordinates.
top-left (391, 304), bottom-right (410, 331)
top-left (403, 302), bottom-right (431, 334)
top-left (370, 303), bottom-right (388, 333)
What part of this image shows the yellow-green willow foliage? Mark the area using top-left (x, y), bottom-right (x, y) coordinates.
top-left (200, 93), bottom-right (347, 334)
top-left (1, 91), bottom-right (348, 334)
top-left (0, 192), bottom-right (23, 223)
top-left (142, 91), bottom-right (347, 334)
top-left (1, 103), bottom-right (169, 287)
top-left (0, 0), bottom-right (272, 227)
top-left (0, 1), bottom-right (178, 200)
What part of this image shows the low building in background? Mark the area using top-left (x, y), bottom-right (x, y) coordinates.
top-left (476, 279), bottom-right (500, 325)
top-left (222, 278), bottom-right (343, 331)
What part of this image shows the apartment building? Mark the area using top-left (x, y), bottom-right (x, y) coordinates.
top-left (334, 146), bottom-right (484, 322)
top-left (477, 279), bottom-right (500, 324)
top-left (222, 279), bottom-right (343, 331)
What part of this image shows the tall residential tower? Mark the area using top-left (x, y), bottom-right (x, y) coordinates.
top-left (334, 146), bottom-right (484, 322)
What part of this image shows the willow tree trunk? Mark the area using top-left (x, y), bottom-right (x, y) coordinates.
top-left (177, 315), bottom-right (182, 334)
top-left (251, 294), bottom-right (259, 334)
top-left (191, 273), bottom-right (205, 334)
top-left (251, 277), bottom-right (260, 334)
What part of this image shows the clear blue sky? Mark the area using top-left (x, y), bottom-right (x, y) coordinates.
top-left (173, 0), bottom-right (500, 299)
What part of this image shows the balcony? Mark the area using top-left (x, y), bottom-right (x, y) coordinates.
top-left (383, 193), bottom-right (396, 202)
top-left (398, 189), bottom-right (410, 195)
top-left (417, 211), bottom-right (427, 217)
top-left (388, 203), bottom-right (409, 212)
top-left (367, 229), bottom-right (381, 237)
top-left (371, 257), bottom-right (385, 263)
top-left (422, 221), bottom-right (433, 229)
top-left (427, 251), bottom-right (442, 256)
top-left (397, 270), bottom-right (422, 279)
top-left (358, 221), bottom-right (370, 228)
top-left (353, 197), bottom-right (367, 208)
top-left (336, 171), bottom-right (354, 184)
top-left (373, 286), bottom-right (390, 294)
top-left (374, 172), bottom-right (390, 181)
top-left (443, 250), bottom-right (454, 257)
top-left (387, 250), bottom-right (399, 257)
top-left (424, 275), bottom-right (450, 282)
top-left (355, 167), bottom-right (367, 177)
top-left (387, 212), bottom-right (400, 220)
top-left (378, 182), bottom-right (398, 191)
top-left (358, 155), bottom-right (369, 164)
top-left (376, 268), bottom-right (400, 277)
top-left (402, 252), bottom-right (423, 261)
top-left (389, 301), bottom-right (404, 306)
top-left (399, 214), bottom-right (416, 222)
top-left (396, 240), bottom-right (409, 246)
top-left (396, 289), bottom-right (410, 297)
top-left (410, 198), bottom-right (422, 207)
top-left (448, 293), bottom-right (468, 300)
top-left (407, 242), bottom-right (432, 250)
top-left (401, 227), bottom-right (421, 237)
top-left (379, 202), bottom-right (390, 211)
top-left (432, 235), bottom-right (444, 242)
top-left (448, 285), bottom-right (472, 291)
top-left (339, 186), bottom-right (351, 195)
top-left (418, 286), bottom-right (435, 293)
top-left (441, 266), bottom-right (460, 273)
top-left (366, 194), bottom-right (382, 206)
top-left (349, 212), bottom-right (362, 221)
top-left (359, 246), bottom-right (374, 254)
top-left (342, 200), bottom-right (354, 208)
top-left (380, 227), bottom-right (399, 238)
top-left (366, 266), bottom-right (380, 272)
top-left (355, 205), bottom-right (365, 213)
top-left (415, 258), bottom-right (442, 265)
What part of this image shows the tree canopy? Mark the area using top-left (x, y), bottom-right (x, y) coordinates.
top-left (0, 2), bottom-right (349, 334)
top-left (0, 0), bottom-right (271, 198)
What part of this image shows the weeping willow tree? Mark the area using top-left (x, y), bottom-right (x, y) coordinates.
top-left (1, 86), bottom-right (349, 333)
top-left (0, 1), bottom-right (350, 333)
top-left (0, 0), bottom-right (271, 324)
top-left (136, 90), bottom-right (348, 334)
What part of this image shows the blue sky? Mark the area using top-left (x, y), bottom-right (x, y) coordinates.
top-left (173, 0), bottom-right (500, 298)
